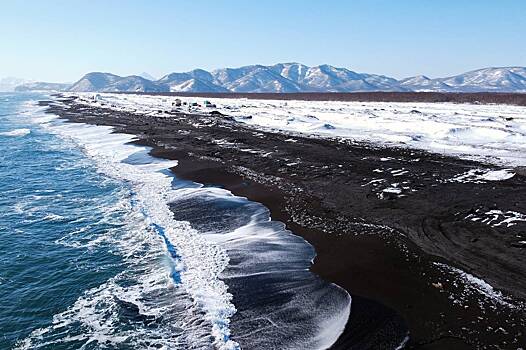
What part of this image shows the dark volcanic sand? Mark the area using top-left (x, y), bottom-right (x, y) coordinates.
top-left (42, 96), bottom-right (526, 349)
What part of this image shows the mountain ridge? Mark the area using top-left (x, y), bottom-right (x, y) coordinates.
top-left (9, 64), bottom-right (526, 93)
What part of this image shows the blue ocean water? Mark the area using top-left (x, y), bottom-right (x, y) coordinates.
top-left (0, 93), bottom-right (210, 349)
top-left (1, 93), bottom-right (121, 347)
top-left (0, 93), bottom-right (353, 350)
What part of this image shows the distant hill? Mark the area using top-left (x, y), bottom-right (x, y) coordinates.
top-left (0, 77), bottom-right (33, 92)
top-left (14, 82), bottom-right (70, 92)
top-left (68, 73), bottom-right (167, 92)
top-left (400, 67), bottom-right (526, 92)
top-left (13, 64), bottom-right (526, 93)
top-left (68, 72), bottom-right (122, 92)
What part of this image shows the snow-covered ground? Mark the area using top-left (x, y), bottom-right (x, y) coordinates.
top-left (70, 93), bottom-right (526, 167)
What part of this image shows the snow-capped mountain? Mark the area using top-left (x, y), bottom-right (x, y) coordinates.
top-left (158, 66), bottom-right (302, 92)
top-left (99, 76), bottom-right (167, 92)
top-left (271, 63), bottom-right (405, 92)
top-left (401, 67), bottom-right (526, 92)
top-left (156, 63), bottom-right (406, 93)
top-left (399, 75), bottom-right (453, 92)
top-left (69, 73), bottom-right (167, 92)
top-left (68, 72), bottom-right (123, 92)
top-left (211, 65), bottom-right (303, 92)
top-left (441, 67), bottom-right (526, 92)
top-left (157, 71), bottom-right (228, 92)
top-left (15, 65), bottom-right (526, 93)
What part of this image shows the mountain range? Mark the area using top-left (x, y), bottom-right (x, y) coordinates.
top-left (7, 64), bottom-right (526, 93)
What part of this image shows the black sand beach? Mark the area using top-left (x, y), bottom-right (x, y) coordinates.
top-left (118, 91), bottom-right (526, 106)
top-left (41, 95), bottom-right (526, 349)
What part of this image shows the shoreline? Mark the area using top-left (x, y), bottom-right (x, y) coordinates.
top-left (149, 147), bottom-right (409, 350)
top-left (41, 96), bottom-right (526, 348)
top-left (151, 146), bottom-right (475, 350)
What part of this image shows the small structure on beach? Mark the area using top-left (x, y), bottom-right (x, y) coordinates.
top-left (94, 94), bottom-right (102, 101)
top-left (174, 98), bottom-right (182, 107)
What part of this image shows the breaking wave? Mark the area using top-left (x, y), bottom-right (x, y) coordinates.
top-left (16, 100), bottom-right (352, 349)
top-left (0, 128), bottom-right (31, 137)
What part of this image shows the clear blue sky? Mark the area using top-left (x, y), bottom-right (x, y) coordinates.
top-left (1, 0), bottom-right (525, 82)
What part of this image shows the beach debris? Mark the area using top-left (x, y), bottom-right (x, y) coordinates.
top-left (432, 282), bottom-right (444, 289)
top-left (209, 110), bottom-right (224, 117)
top-left (378, 185), bottom-right (402, 199)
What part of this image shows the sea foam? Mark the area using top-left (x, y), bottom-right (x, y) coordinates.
top-left (37, 119), bottom-right (240, 349)
top-left (0, 128), bottom-right (31, 137)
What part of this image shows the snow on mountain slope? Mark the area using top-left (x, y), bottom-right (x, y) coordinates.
top-left (402, 68), bottom-right (526, 92)
top-left (302, 64), bottom-right (362, 91)
top-left (69, 73), bottom-right (168, 92)
top-left (158, 71), bottom-right (228, 92)
top-left (269, 63), bottom-right (406, 92)
top-left (68, 72), bottom-right (123, 92)
top-left (102, 76), bottom-right (167, 92)
top-left (56, 65), bottom-right (526, 93)
top-left (399, 75), bottom-right (454, 92)
top-left (440, 67), bottom-right (526, 92)
top-left (211, 65), bottom-right (303, 92)
top-left (168, 78), bottom-right (230, 92)
top-left (300, 64), bottom-right (397, 92)
top-left (270, 63), bottom-right (310, 84)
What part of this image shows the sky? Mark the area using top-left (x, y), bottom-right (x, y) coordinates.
top-left (1, 0), bottom-right (525, 82)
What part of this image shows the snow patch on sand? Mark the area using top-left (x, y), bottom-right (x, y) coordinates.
top-left (449, 168), bottom-right (515, 183)
top-left (68, 92), bottom-right (526, 167)
top-left (466, 209), bottom-right (526, 228)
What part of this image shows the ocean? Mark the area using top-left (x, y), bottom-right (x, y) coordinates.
top-left (0, 93), bottom-right (351, 349)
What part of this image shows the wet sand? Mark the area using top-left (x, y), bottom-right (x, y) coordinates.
top-left (41, 96), bottom-right (526, 349)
